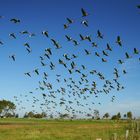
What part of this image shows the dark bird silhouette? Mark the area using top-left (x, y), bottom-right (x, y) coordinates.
top-left (116, 36), bottom-right (122, 46)
top-left (102, 58), bottom-right (107, 62)
top-left (0, 41), bottom-right (4, 45)
top-left (95, 52), bottom-right (100, 57)
top-left (64, 24), bottom-right (69, 29)
top-left (137, 5), bottom-right (140, 8)
top-left (65, 35), bottom-right (72, 41)
top-left (84, 49), bottom-right (90, 55)
top-left (92, 42), bottom-right (98, 47)
top-left (102, 50), bottom-right (108, 56)
top-left (10, 18), bottom-right (20, 23)
top-left (97, 30), bottom-right (103, 39)
top-left (81, 8), bottom-right (88, 17)
top-left (45, 48), bottom-right (52, 55)
top-left (79, 34), bottom-right (85, 40)
top-left (0, 16), bottom-right (4, 18)
top-left (26, 48), bottom-right (32, 53)
top-left (134, 48), bottom-right (139, 54)
top-left (123, 70), bottom-right (127, 74)
top-left (66, 18), bottom-right (74, 24)
top-left (9, 33), bottom-right (16, 39)
top-left (118, 59), bottom-right (124, 64)
top-left (9, 54), bottom-right (16, 61)
top-left (24, 43), bottom-right (30, 48)
top-left (85, 36), bottom-right (91, 42)
top-left (41, 61), bottom-right (46, 66)
top-left (106, 43), bottom-right (112, 51)
top-left (42, 31), bottom-right (49, 37)
top-left (73, 40), bottom-right (79, 46)
top-left (24, 72), bottom-right (31, 77)
top-left (125, 52), bottom-right (131, 59)
top-left (81, 20), bottom-right (88, 27)
top-left (20, 30), bottom-right (29, 34)
top-left (34, 69), bottom-right (39, 75)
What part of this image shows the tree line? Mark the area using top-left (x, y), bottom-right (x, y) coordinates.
top-left (0, 100), bottom-right (134, 120)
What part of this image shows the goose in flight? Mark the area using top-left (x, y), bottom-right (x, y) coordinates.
top-left (9, 54), bottom-right (16, 61)
top-left (64, 24), bottom-right (69, 29)
top-left (118, 59), bottom-right (124, 64)
top-left (65, 35), bottom-right (72, 41)
top-left (137, 5), bottom-right (140, 8)
top-left (66, 18), bottom-right (74, 24)
top-left (125, 52), bottom-right (131, 59)
top-left (24, 72), bottom-right (31, 77)
top-left (81, 20), bottom-right (88, 27)
top-left (97, 30), bottom-right (103, 39)
top-left (33, 69), bottom-right (39, 75)
top-left (10, 18), bottom-right (20, 23)
top-left (0, 41), bottom-right (4, 45)
top-left (9, 33), bottom-right (16, 39)
top-left (116, 36), bottom-right (122, 46)
top-left (134, 48), bottom-right (139, 54)
top-left (81, 8), bottom-right (88, 17)
top-left (106, 43), bottom-right (112, 51)
top-left (42, 31), bottom-right (49, 37)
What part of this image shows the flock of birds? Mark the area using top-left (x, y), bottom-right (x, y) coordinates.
top-left (0, 8), bottom-right (140, 118)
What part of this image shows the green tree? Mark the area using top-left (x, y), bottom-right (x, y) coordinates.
top-left (27, 111), bottom-right (34, 118)
top-left (94, 110), bottom-right (100, 120)
top-left (0, 100), bottom-right (16, 117)
top-left (59, 113), bottom-right (69, 119)
top-left (103, 113), bottom-right (110, 119)
top-left (127, 111), bottom-right (132, 120)
top-left (117, 112), bottom-right (121, 120)
top-left (111, 115), bottom-right (117, 120)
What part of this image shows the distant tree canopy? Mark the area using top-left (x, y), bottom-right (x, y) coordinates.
top-left (103, 113), bottom-right (110, 119)
top-left (94, 110), bottom-right (100, 120)
top-left (0, 100), bottom-right (16, 117)
top-left (127, 111), bottom-right (133, 120)
top-left (111, 112), bottom-right (121, 120)
top-left (24, 111), bottom-right (47, 118)
top-left (59, 113), bottom-right (69, 119)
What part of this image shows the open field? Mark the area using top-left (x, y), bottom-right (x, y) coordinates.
top-left (0, 119), bottom-right (134, 140)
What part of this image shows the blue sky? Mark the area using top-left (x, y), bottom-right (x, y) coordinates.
top-left (0, 0), bottom-right (140, 118)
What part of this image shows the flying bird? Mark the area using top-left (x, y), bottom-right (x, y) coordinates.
top-left (81, 8), bottom-right (88, 17)
top-left (81, 20), bottom-right (88, 27)
top-left (125, 52), bottom-right (131, 59)
top-left (116, 36), bottom-right (122, 46)
top-left (9, 54), bottom-right (16, 61)
top-left (9, 33), bottom-right (16, 39)
top-left (66, 18), bottom-right (74, 24)
top-left (134, 48), bottom-right (139, 54)
top-left (42, 31), bottom-right (49, 37)
top-left (65, 35), bottom-right (72, 41)
top-left (24, 72), bottom-right (31, 77)
top-left (97, 30), bottom-right (103, 39)
top-left (10, 18), bottom-right (20, 23)
top-left (64, 24), bottom-right (69, 29)
top-left (137, 5), bottom-right (140, 8)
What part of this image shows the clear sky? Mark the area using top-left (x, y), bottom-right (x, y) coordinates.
top-left (0, 0), bottom-right (140, 118)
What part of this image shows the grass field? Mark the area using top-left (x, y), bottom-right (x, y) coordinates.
top-left (0, 118), bottom-right (133, 140)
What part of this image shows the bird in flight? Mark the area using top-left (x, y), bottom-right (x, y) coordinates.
top-left (81, 8), bottom-right (89, 17)
top-left (9, 54), bottom-right (16, 61)
top-left (10, 18), bottom-right (20, 23)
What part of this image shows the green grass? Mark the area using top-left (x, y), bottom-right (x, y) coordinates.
top-left (0, 118), bottom-right (131, 140)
